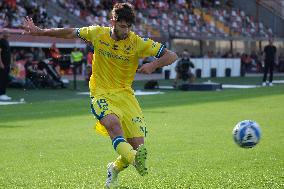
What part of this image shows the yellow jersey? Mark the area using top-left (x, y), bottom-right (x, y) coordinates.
top-left (77, 26), bottom-right (164, 94)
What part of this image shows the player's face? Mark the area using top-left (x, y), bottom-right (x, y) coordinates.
top-left (113, 20), bottom-right (131, 40)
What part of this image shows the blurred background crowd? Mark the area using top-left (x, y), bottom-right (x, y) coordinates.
top-left (1, 0), bottom-right (284, 92)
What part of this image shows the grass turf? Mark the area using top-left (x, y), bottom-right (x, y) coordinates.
top-left (0, 77), bottom-right (284, 188)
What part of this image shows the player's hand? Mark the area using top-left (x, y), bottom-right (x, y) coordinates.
top-left (137, 62), bottom-right (157, 74)
top-left (22, 16), bottom-right (42, 35)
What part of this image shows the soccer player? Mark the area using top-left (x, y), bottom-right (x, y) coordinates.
top-left (22, 3), bottom-right (178, 188)
top-left (262, 38), bottom-right (277, 87)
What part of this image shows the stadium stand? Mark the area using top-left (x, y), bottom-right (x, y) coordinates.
top-left (0, 0), bottom-right (276, 39)
top-left (1, 0), bottom-right (284, 86)
top-left (47, 0), bottom-right (274, 38)
top-left (258, 0), bottom-right (284, 19)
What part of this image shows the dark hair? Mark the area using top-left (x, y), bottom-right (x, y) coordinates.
top-left (112, 3), bottom-right (135, 25)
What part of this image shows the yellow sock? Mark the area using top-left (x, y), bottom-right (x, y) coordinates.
top-left (112, 136), bottom-right (136, 164)
top-left (113, 156), bottom-right (129, 172)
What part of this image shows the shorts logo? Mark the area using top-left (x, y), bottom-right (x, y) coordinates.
top-left (91, 98), bottom-right (108, 120)
top-left (97, 99), bottom-right (108, 111)
top-left (132, 117), bottom-right (147, 137)
top-left (132, 117), bottom-right (143, 123)
top-left (140, 126), bottom-right (148, 137)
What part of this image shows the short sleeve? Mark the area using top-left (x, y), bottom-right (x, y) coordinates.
top-left (76, 25), bottom-right (100, 42)
top-left (136, 36), bottom-right (165, 58)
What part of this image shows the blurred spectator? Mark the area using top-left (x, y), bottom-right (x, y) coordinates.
top-left (24, 53), bottom-right (61, 89)
top-left (49, 42), bottom-right (61, 59)
top-left (33, 47), bottom-right (46, 62)
top-left (262, 39), bottom-right (277, 86)
top-left (0, 29), bottom-right (12, 101)
top-left (173, 50), bottom-right (195, 88)
top-left (70, 47), bottom-right (83, 89)
top-left (241, 53), bottom-right (253, 72)
top-left (250, 51), bottom-right (262, 72)
top-left (9, 53), bottom-right (26, 88)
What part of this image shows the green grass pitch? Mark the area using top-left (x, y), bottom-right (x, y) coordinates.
top-left (0, 77), bottom-right (284, 188)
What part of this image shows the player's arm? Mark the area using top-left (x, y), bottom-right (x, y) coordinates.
top-left (22, 17), bottom-right (77, 39)
top-left (138, 48), bottom-right (178, 74)
top-left (151, 48), bottom-right (178, 68)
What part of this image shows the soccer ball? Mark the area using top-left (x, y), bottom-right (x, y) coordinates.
top-left (232, 120), bottom-right (261, 148)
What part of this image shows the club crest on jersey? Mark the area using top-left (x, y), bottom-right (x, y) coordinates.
top-left (152, 42), bottom-right (158, 48)
top-left (124, 45), bottom-right (132, 54)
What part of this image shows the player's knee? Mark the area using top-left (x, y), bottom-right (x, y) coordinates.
top-left (106, 123), bottom-right (122, 136)
top-left (101, 114), bottom-right (122, 136)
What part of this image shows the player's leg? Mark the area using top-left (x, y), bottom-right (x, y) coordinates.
top-left (102, 116), bottom-right (148, 187)
top-left (127, 137), bottom-right (148, 176)
top-left (113, 155), bottom-right (129, 172)
top-left (107, 137), bottom-right (144, 175)
top-left (101, 114), bottom-right (136, 188)
top-left (262, 62), bottom-right (269, 85)
top-left (123, 94), bottom-right (148, 176)
top-left (106, 155), bottom-right (129, 188)
top-left (100, 114), bottom-right (137, 164)
top-left (91, 96), bottom-right (143, 187)
top-left (0, 68), bottom-right (5, 96)
top-left (127, 137), bottom-right (144, 149)
top-left (268, 63), bottom-right (274, 85)
top-left (106, 134), bottom-right (147, 184)
top-left (101, 114), bottom-right (147, 170)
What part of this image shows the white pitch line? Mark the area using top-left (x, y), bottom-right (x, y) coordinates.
top-left (222, 84), bottom-right (259, 89)
top-left (273, 80), bottom-right (284, 84)
top-left (0, 101), bottom-right (25, 105)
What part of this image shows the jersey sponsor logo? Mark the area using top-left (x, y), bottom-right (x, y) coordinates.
top-left (98, 48), bottom-right (130, 62)
top-left (112, 44), bottom-right (119, 50)
top-left (99, 40), bottom-right (110, 47)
